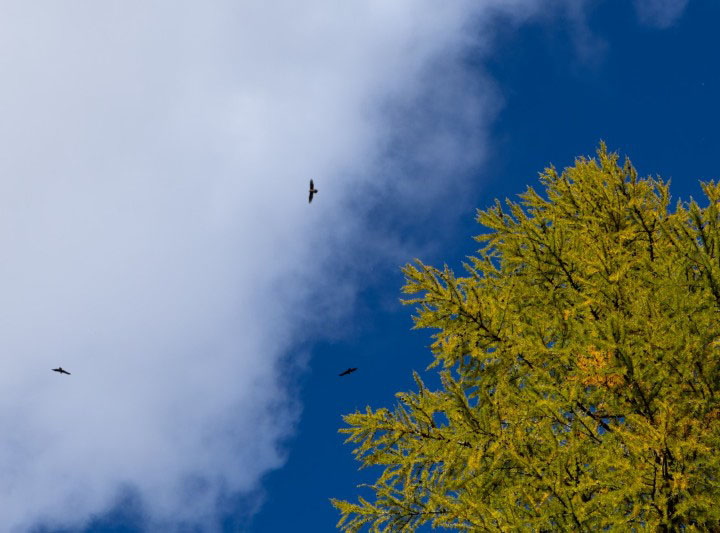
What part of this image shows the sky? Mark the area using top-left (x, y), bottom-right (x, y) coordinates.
top-left (0, 0), bottom-right (717, 532)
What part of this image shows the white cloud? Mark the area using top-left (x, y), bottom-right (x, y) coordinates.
top-left (0, 2), bottom-right (504, 531)
top-left (634, 0), bottom-right (689, 28)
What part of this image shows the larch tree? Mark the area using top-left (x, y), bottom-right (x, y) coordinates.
top-left (331, 145), bottom-right (720, 532)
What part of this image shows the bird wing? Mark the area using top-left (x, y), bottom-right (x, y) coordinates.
top-left (310, 179), bottom-right (314, 189)
top-left (309, 191), bottom-right (313, 203)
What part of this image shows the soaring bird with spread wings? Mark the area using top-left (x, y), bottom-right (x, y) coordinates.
top-left (308, 179), bottom-right (318, 203)
top-left (338, 367), bottom-right (357, 377)
top-left (52, 367), bottom-right (71, 375)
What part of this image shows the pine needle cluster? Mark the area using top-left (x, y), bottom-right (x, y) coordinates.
top-left (332, 144), bottom-right (720, 531)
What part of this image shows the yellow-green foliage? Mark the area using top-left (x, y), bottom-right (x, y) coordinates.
top-left (331, 145), bottom-right (720, 532)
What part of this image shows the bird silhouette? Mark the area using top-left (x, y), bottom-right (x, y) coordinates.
top-left (52, 367), bottom-right (71, 375)
top-left (308, 179), bottom-right (318, 203)
top-left (338, 367), bottom-right (357, 377)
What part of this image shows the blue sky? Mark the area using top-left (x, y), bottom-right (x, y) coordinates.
top-left (252, 2), bottom-right (720, 532)
top-left (0, 1), bottom-right (717, 532)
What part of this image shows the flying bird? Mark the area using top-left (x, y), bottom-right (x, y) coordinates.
top-left (52, 367), bottom-right (71, 375)
top-left (338, 367), bottom-right (357, 377)
top-left (308, 179), bottom-right (318, 203)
